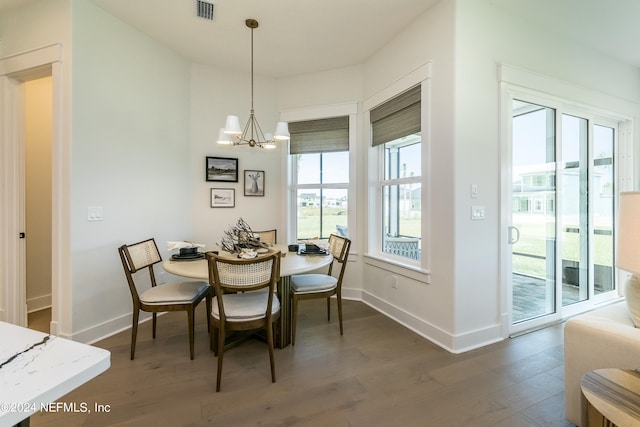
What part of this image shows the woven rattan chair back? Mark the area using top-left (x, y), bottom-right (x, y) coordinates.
top-left (118, 238), bottom-right (163, 305)
top-left (208, 251), bottom-right (279, 294)
top-left (328, 234), bottom-right (350, 265)
top-left (122, 239), bottom-right (162, 271)
top-left (254, 229), bottom-right (277, 246)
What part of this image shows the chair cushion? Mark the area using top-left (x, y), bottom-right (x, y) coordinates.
top-left (140, 281), bottom-right (209, 305)
top-left (212, 291), bottom-right (280, 322)
top-left (291, 274), bottom-right (337, 294)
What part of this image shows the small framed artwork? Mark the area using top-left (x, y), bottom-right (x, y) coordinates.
top-left (206, 156), bottom-right (238, 182)
top-left (244, 170), bottom-right (265, 196)
top-left (210, 188), bottom-right (235, 208)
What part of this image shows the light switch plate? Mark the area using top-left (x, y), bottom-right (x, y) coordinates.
top-left (88, 206), bottom-right (103, 221)
top-left (471, 205), bottom-right (485, 220)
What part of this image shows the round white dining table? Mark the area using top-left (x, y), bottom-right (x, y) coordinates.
top-left (162, 245), bottom-right (333, 348)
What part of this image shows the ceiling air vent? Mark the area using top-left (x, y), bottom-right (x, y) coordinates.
top-left (196, 0), bottom-right (215, 21)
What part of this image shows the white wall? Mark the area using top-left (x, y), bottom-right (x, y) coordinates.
top-left (68, 0), bottom-right (192, 341)
top-left (190, 64), bottom-right (286, 246)
top-left (360, 0), bottom-right (458, 349)
top-left (278, 65), bottom-right (363, 111)
top-left (0, 0), bottom-right (70, 58)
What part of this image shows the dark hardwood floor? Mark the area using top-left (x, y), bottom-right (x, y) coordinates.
top-left (31, 299), bottom-right (573, 426)
top-left (28, 307), bottom-right (51, 333)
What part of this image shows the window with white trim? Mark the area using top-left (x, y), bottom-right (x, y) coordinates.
top-left (371, 85), bottom-right (422, 261)
top-left (290, 117), bottom-right (349, 240)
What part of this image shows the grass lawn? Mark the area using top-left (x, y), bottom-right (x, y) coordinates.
top-left (513, 217), bottom-right (613, 278)
top-left (297, 207), bottom-right (421, 241)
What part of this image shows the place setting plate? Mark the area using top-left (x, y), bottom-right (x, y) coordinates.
top-left (170, 253), bottom-right (205, 261)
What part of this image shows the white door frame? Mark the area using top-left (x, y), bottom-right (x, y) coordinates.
top-left (0, 44), bottom-right (68, 336)
top-left (499, 65), bottom-right (636, 337)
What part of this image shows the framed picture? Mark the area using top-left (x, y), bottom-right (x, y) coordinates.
top-left (206, 156), bottom-right (238, 182)
top-left (210, 188), bottom-right (235, 208)
top-left (244, 170), bottom-right (265, 196)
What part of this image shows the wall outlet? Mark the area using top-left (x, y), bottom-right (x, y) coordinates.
top-left (391, 275), bottom-right (399, 289)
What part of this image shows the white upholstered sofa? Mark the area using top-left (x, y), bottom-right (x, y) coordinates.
top-left (563, 301), bottom-right (640, 425)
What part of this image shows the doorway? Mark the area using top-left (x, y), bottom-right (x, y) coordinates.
top-left (0, 44), bottom-right (64, 334)
top-left (24, 76), bottom-right (53, 333)
top-left (507, 97), bottom-right (619, 334)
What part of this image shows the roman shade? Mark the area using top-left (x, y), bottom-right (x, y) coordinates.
top-left (289, 116), bottom-right (349, 154)
top-left (370, 85), bottom-right (421, 147)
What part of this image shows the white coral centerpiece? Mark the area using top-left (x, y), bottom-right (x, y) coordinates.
top-left (218, 218), bottom-right (268, 254)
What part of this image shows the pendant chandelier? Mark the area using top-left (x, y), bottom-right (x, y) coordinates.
top-left (217, 19), bottom-right (289, 149)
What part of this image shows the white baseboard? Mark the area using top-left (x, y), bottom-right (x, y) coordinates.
top-left (341, 287), bottom-right (362, 300)
top-left (71, 311), bottom-right (155, 345)
top-left (360, 290), bottom-right (503, 354)
top-left (68, 287), bottom-right (502, 353)
top-left (27, 293), bottom-right (52, 313)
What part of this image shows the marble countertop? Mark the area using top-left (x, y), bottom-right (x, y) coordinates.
top-left (0, 321), bottom-right (110, 425)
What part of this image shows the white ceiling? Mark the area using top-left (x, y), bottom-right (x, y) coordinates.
top-left (87, 0), bottom-right (442, 78)
top-left (2, 0), bottom-right (639, 78)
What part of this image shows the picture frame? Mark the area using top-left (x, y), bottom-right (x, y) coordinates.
top-left (206, 156), bottom-right (238, 182)
top-left (210, 188), bottom-right (235, 208)
top-left (244, 170), bottom-right (265, 196)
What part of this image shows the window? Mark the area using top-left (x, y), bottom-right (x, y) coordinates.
top-left (371, 85), bottom-right (422, 261)
top-left (290, 117), bottom-right (349, 240)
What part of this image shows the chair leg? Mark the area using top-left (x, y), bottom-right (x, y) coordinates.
top-left (337, 294), bottom-right (344, 336)
top-left (291, 294), bottom-right (298, 346)
top-left (205, 292), bottom-right (212, 333)
top-left (130, 309), bottom-right (139, 360)
top-left (272, 320), bottom-right (278, 348)
top-left (152, 312), bottom-right (157, 339)
top-left (327, 296), bottom-right (331, 321)
top-left (187, 308), bottom-right (195, 360)
top-left (266, 320), bottom-right (276, 383)
top-left (216, 327), bottom-right (226, 392)
top-left (211, 326), bottom-right (218, 354)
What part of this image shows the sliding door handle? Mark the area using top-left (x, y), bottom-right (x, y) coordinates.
top-left (508, 226), bottom-right (520, 245)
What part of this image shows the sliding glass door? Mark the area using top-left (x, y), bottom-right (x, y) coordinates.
top-left (591, 125), bottom-right (615, 297)
top-left (509, 99), bottom-right (617, 330)
top-left (511, 101), bottom-right (557, 323)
